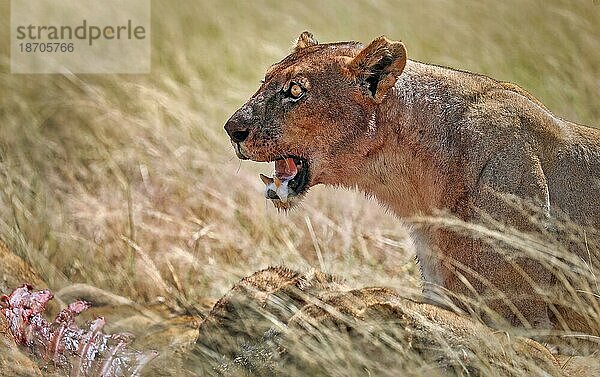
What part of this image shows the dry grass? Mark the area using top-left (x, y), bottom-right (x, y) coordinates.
top-left (0, 0), bottom-right (599, 375)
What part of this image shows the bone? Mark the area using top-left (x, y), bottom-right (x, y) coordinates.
top-left (264, 180), bottom-right (290, 203)
top-left (261, 174), bottom-right (291, 203)
top-left (276, 180), bottom-right (289, 203)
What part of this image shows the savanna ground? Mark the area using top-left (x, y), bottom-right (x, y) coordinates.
top-left (0, 0), bottom-right (599, 375)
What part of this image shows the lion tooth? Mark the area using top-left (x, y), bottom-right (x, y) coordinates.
top-left (260, 174), bottom-right (274, 185)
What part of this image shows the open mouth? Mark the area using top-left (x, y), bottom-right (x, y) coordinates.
top-left (259, 156), bottom-right (310, 203)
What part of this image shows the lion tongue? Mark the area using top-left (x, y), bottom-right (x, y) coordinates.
top-left (275, 158), bottom-right (298, 181)
top-left (259, 158), bottom-right (298, 203)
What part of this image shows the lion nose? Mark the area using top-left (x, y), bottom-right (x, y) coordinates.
top-left (225, 104), bottom-right (256, 143)
top-left (224, 120), bottom-right (249, 143)
top-left (232, 129), bottom-right (249, 143)
top-left (225, 113), bottom-right (250, 143)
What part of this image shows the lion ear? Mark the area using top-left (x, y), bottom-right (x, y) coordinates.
top-left (294, 31), bottom-right (318, 51)
top-left (348, 36), bottom-right (407, 102)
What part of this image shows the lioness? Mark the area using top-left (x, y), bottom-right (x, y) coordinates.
top-left (195, 267), bottom-right (565, 376)
top-left (224, 32), bottom-right (600, 334)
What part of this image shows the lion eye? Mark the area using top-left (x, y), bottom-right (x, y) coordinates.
top-left (288, 83), bottom-right (304, 99)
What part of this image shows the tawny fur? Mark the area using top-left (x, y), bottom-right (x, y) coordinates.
top-left (196, 267), bottom-right (573, 376)
top-left (224, 33), bottom-right (600, 335)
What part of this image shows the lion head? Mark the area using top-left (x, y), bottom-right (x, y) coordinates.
top-left (224, 32), bottom-right (407, 209)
